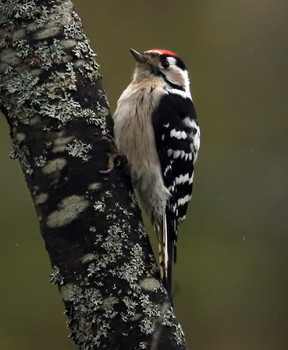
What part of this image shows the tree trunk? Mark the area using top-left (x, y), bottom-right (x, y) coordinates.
top-left (0, 1), bottom-right (187, 349)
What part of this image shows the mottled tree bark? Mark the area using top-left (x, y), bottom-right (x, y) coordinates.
top-left (0, 1), bottom-right (187, 349)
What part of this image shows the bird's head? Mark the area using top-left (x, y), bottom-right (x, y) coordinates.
top-left (130, 48), bottom-right (190, 92)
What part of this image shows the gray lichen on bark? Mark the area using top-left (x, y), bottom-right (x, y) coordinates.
top-left (0, 0), bottom-right (187, 349)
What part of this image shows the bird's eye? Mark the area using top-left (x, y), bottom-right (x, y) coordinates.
top-left (162, 60), bottom-right (170, 69)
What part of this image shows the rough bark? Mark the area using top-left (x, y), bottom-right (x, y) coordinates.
top-left (0, 1), bottom-right (187, 349)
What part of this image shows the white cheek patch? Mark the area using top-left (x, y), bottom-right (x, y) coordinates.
top-left (164, 63), bottom-right (192, 100)
top-left (167, 57), bottom-right (177, 66)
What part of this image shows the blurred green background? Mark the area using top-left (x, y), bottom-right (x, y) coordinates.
top-left (1, 0), bottom-right (287, 349)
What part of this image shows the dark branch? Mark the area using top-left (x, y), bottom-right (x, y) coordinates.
top-left (0, 1), bottom-right (187, 349)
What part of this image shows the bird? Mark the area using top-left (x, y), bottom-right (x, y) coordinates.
top-left (112, 48), bottom-right (200, 299)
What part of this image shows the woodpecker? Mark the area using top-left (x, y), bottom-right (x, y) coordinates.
top-left (113, 48), bottom-right (200, 298)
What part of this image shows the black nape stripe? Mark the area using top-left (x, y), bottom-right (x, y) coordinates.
top-left (152, 69), bottom-right (184, 91)
top-left (174, 57), bottom-right (186, 71)
top-left (159, 71), bottom-right (185, 91)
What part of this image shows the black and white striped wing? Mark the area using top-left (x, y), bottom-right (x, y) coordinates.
top-left (152, 93), bottom-right (200, 256)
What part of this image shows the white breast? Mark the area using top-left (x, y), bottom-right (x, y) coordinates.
top-left (113, 78), bottom-right (170, 223)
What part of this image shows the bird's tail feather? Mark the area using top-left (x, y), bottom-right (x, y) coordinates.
top-left (157, 214), bottom-right (174, 300)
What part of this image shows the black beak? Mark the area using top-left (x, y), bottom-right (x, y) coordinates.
top-left (130, 48), bottom-right (147, 63)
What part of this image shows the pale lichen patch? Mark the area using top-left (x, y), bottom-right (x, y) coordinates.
top-left (52, 135), bottom-right (74, 153)
top-left (46, 195), bottom-right (90, 228)
top-left (24, 0), bottom-right (73, 34)
top-left (44, 62), bottom-right (77, 99)
top-left (35, 192), bottom-right (49, 205)
top-left (86, 102), bottom-right (108, 129)
top-left (60, 39), bottom-right (77, 49)
top-left (55, 0), bottom-right (74, 26)
top-left (38, 92), bottom-right (95, 124)
top-left (34, 26), bottom-right (61, 40)
top-left (139, 342), bottom-right (148, 349)
top-left (129, 313), bottom-right (142, 321)
top-left (102, 296), bottom-right (119, 308)
top-left (49, 266), bottom-right (65, 285)
top-left (15, 132), bottom-right (26, 142)
top-left (140, 278), bottom-right (161, 291)
top-left (40, 95), bottom-right (73, 121)
top-left (81, 253), bottom-right (97, 264)
top-left (63, 10), bottom-right (83, 40)
top-left (65, 139), bottom-right (92, 161)
top-left (88, 182), bottom-right (101, 191)
top-left (0, 62), bottom-right (10, 74)
top-left (29, 116), bottom-right (41, 126)
top-left (0, 1), bottom-right (37, 23)
top-left (60, 283), bottom-right (76, 302)
top-left (5, 72), bottom-right (39, 106)
top-left (33, 38), bottom-right (68, 70)
top-left (73, 40), bottom-right (96, 59)
top-left (139, 318), bottom-right (155, 335)
top-left (26, 20), bottom-right (42, 33)
top-left (122, 296), bottom-right (138, 318)
top-left (11, 143), bottom-right (33, 175)
top-left (174, 324), bottom-right (185, 345)
top-left (74, 59), bottom-right (85, 67)
top-left (0, 48), bottom-right (22, 66)
top-left (111, 243), bottom-right (145, 283)
top-left (42, 157), bottom-right (67, 175)
top-left (12, 28), bottom-right (26, 40)
top-left (93, 201), bottom-right (105, 212)
top-left (34, 155), bottom-right (47, 167)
